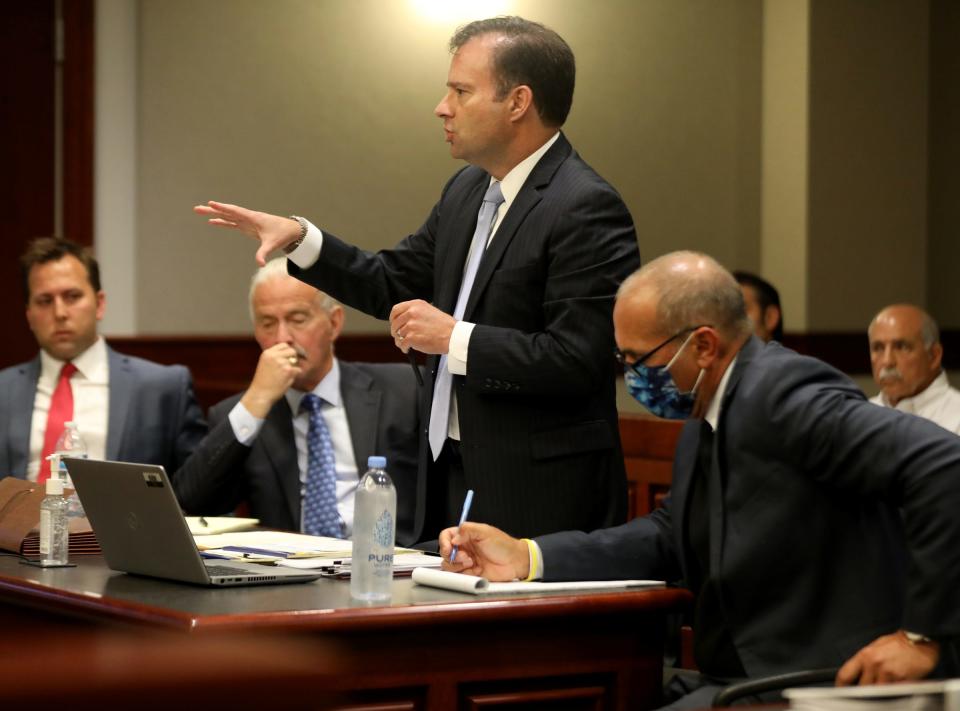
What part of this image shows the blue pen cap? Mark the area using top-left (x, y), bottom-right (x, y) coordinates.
top-left (367, 456), bottom-right (387, 469)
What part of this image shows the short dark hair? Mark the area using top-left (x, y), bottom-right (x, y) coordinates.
top-left (20, 237), bottom-right (101, 301)
top-left (450, 16), bottom-right (575, 127)
top-left (733, 270), bottom-right (783, 342)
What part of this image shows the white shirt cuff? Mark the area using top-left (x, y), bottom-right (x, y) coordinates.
top-left (286, 220), bottom-right (323, 269)
top-left (447, 321), bottom-right (475, 375)
top-left (228, 401), bottom-right (266, 446)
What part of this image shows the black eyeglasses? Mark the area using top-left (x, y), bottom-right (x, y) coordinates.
top-left (614, 325), bottom-right (709, 375)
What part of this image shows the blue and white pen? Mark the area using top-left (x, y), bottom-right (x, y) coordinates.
top-left (449, 489), bottom-right (475, 564)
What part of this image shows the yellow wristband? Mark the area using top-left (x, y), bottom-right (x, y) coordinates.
top-left (522, 538), bottom-right (540, 582)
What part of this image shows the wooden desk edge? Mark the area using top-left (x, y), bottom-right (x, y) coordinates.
top-left (0, 571), bottom-right (691, 634)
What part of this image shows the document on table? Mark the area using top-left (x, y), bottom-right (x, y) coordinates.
top-left (411, 567), bottom-right (665, 595)
top-left (186, 517), bottom-right (260, 535)
top-left (192, 530), bottom-right (442, 575)
top-left (784, 679), bottom-right (960, 711)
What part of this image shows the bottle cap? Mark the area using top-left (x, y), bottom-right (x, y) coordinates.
top-left (46, 477), bottom-right (64, 495)
top-left (367, 456), bottom-right (387, 469)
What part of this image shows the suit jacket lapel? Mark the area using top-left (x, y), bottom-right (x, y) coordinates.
top-left (705, 336), bottom-right (761, 575)
top-left (106, 347), bottom-right (132, 460)
top-left (8, 358), bottom-right (41, 478)
top-left (260, 399), bottom-right (301, 527)
top-left (463, 133), bottom-right (571, 321)
top-left (339, 363), bottom-right (381, 473)
top-left (671, 420), bottom-right (699, 582)
top-left (436, 179), bottom-right (487, 314)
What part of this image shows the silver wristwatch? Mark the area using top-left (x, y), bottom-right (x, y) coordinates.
top-left (903, 630), bottom-right (935, 645)
top-left (285, 215), bottom-right (308, 254)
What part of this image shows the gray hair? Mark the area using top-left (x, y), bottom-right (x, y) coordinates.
top-left (618, 251), bottom-right (752, 340)
top-left (248, 257), bottom-right (336, 322)
top-left (868, 304), bottom-right (940, 351)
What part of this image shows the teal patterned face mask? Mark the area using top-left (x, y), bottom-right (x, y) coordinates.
top-left (621, 331), bottom-right (704, 419)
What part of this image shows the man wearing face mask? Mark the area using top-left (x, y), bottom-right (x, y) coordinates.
top-left (438, 251), bottom-right (960, 710)
top-left (173, 258), bottom-right (422, 545)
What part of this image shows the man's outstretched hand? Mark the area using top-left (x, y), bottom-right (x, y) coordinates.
top-left (194, 200), bottom-right (301, 266)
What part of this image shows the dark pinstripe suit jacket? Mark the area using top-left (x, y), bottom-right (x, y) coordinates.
top-left (289, 133), bottom-right (641, 541)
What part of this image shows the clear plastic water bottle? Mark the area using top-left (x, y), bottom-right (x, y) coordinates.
top-left (350, 456), bottom-right (396, 601)
top-left (40, 461), bottom-right (70, 566)
top-left (54, 421), bottom-right (88, 518)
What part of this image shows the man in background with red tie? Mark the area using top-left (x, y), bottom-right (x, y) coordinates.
top-left (0, 237), bottom-right (207, 483)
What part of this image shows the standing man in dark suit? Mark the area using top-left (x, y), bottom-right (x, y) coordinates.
top-left (0, 238), bottom-right (207, 482)
top-left (440, 252), bottom-right (960, 708)
top-left (173, 259), bottom-right (422, 545)
top-left (194, 16), bottom-right (641, 542)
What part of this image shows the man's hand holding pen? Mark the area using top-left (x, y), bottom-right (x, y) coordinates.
top-left (241, 343), bottom-right (305, 418)
top-left (440, 521), bottom-right (530, 582)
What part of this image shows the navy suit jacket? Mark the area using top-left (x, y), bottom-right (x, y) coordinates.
top-left (172, 361), bottom-right (423, 547)
top-left (0, 346), bottom-right (207, 479)
top-left (538, 337), bottom-right (960, 678)
top-left (289, 133), bottom-right (641, 540)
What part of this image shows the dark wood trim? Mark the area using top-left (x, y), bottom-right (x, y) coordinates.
top-left (61, 0), bottom-right (95, 246)
top-left (784, 329), bottom-right (960, 375)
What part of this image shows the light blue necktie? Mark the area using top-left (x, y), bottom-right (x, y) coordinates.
top-left (300, 393), bottom-right (343, 538)
top-left (428, 180), bottom-right (505, 460)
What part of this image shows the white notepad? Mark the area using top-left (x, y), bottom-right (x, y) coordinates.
top-left (411, 567), bottom-right (664, 595)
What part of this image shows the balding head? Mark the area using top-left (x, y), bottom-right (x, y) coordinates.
top-left (614, 251), bottom-right (752, 419)
top-left (868, 304), bottom-right (942, 406)
top-left (617, 251), bottom-right (752, 342)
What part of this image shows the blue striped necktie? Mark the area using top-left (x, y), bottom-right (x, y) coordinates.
top-left (300, 393), bottom-right (343, 538)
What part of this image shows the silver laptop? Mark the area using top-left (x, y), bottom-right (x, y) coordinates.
top-left (65, 459), bottom-right (321, 587)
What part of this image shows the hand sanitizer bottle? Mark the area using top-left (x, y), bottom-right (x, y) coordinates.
top-left (40, 458), bottom-right (70, 566)
top-left (350, 456), bottom-right (396, 601)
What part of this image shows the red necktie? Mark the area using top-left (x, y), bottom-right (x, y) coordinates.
top-left (39, 362), bottom-right (78, 483)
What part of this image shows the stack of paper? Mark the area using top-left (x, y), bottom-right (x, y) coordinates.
top-left (193, 530), bottom-right (442, 576)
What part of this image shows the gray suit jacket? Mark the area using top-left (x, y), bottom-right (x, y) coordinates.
top-left (537, 337), bottom-right (960, 678)
top-left (171, 361), bottom-right (423, 546)
top-left (0, 346), bottom-right (207, 479)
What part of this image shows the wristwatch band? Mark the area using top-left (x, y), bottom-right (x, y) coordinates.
top-left (903, 630), bottom-right (935, 645)
top-left (284, 215), bottom-right (308, 254)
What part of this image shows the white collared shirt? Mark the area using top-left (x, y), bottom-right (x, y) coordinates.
top-left (28, 337), bottom-right (110, 482)
top-left (870, 371), bottom-right (960, 435)
top-left (228, 358), bottom-right (360, 537)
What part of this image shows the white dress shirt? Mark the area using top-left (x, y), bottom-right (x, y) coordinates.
top-left (28, 338), bottom-right (110, 482)
top-left (288, 132), bottom-right (561, 442)
top-left (228, 358), bottom-right (360, 537)
top-left (870, 371), bottom-right (960, 435)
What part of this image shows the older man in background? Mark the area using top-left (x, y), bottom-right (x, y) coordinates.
top-left (868, 303), bottom-right (960, 434)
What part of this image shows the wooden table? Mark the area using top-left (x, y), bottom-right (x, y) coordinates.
top-left (0, 555), bottom-right (690, 710)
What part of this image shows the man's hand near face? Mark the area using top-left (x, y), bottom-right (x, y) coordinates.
top-left (241, 343), bottom-right (302, 418)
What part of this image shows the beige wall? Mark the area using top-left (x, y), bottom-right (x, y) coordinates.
top-left (94, 0), bottom-right (959, 340)
top-left (128, 0), bottom-right (762, 335)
